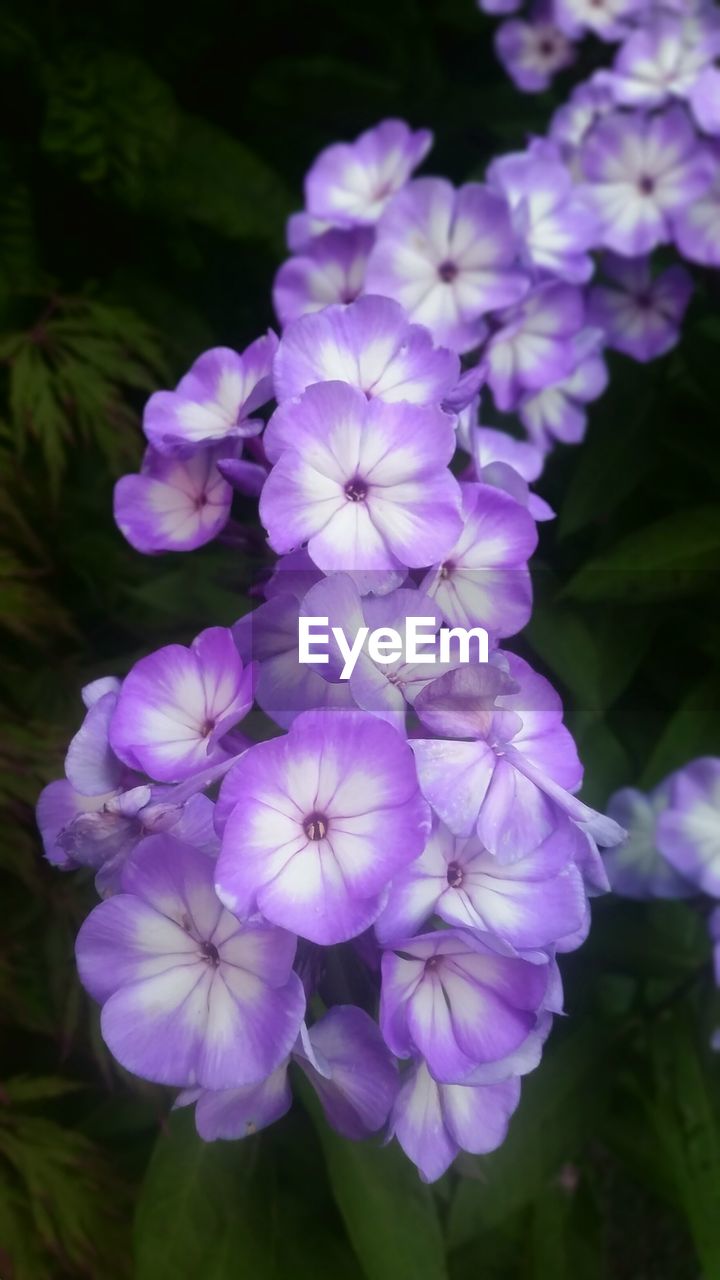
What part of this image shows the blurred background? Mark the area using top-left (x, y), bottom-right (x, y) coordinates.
top-left (1, 1), bottom-right (720, 1276)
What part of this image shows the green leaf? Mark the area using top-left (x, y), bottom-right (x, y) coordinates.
top-left (133, 1109), bottom-right (277, 1280)
top-left (305, 1087), bottom-right (448, 1280)
top-left (639, 677), bottom-right (720, 789)
top-left (564, 506), bottom-right (720, 602)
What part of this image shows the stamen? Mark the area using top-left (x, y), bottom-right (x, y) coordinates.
top-left (438, 260), bottom-right (459, 283)
top-left (200, 940), bottom-right (220, 967)
top-left (345, 478), bottom-right (368, 502)
top-left (446, 861), bottom-right (464, 889)
top-left (304, 812), bottom-right (329, 840)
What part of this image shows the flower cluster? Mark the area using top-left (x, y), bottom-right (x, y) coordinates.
top-left (37, 121), bottom-right (630, 1172)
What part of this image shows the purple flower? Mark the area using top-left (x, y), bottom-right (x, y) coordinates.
top-left (411, 658), bottom-right (624, 859)
top-left (553, 0), bottom-right (648, 42)
top-left (389, 1060), bottom-right (520, 1182)
top-left (65, 677), bottom-right (124, 796)
top-left (37, 780), bottom-right (115, 870)
top-left (259, 382), bottom-right (463, 572)
top-left (579, 106), bottom-right (715, 256)
top-left (181, 1005), bottom-right (398, 1143)
top-left (519, 328), bottom-right (608, 447)
top-left (376, 817), bottom-right (587, 948)
top-left (656, 757), bottom-right (720, 895)
top-left (304, 119), bottom-right (432, 227)
top-left (143, 336), bottom-right (277, 457)
top-left (485, 282), bottom-right (586, 412)
top-left (604, 784), bottom-right (696, 899)
top-left (294, 1005), bottom-right (399, 1139)
top-left (419, 482), bottom-right (538, 639)
top-left (365, 178), bottom-right (529, 354)
top-left (466, 423), bottom-right (554, 521)
top-left (273, 295), bottom-right (460, 409)
top-left (299, 574), bottom-right (448, 734)
top-left (380, 930), bottom-right (551, 1081)
top-left (689, 65), bottom-right (720, 135)
top-left (495, 17), bottom-right (575, 94)
top-left (605, 15), bottom-right (720, 109)
top-left (549, 73), bottom-right (618, 154)
top-left (114, 446), bottom-right (235, 554)
top-left (109, 627), bottom-right (254, 783)
top-left (588, 253), bottom-right (693, 362)
top-left (671, 153), bottom-right (720, 264)
top-left (488, 142), bottom-right (599, 284)
top-left (75, 835), bottom-right (306, 1088)
top-left (214, 708), bottom-right (431, 944)
top-left (273, 228), bottom-right (374, 327)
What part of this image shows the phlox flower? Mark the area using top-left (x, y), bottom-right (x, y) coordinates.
top-left (604, 783), bottom-right (696, 898)
top-left (272, 295), bottom-right (460, 410)
top-left (304, 119), bottom-right (433, 227)
top-left (605, 15), bottom-right (720, 108)
top-left (143, 335), bottom-right (277, 456)
top-left (579, 105), bottom-right (715, 255)
top-left (365, 178), bottom-right (529, 353)
top-left (375, 818), bottom-right (588, 948)
top-left (656, 757), bottom-right (720, 895)
top-left (75, 835), bottom-right (306, 1089)
top-left (495, 17), bottom-right (575, 94)
top-left (671, 151), bottom-right (720, 264)
top-left (109, 627), bottom-right (254, 783)
top-left (114, 446), bottom-right (235, 554)
top-left (214, 707), bottom-right (431, 944)
top-left (553, 0), bottom-right (649, 42)
top-left (484, 282), bottom-right (586, 411)
top-left (380, 929), bottom-right (552, 1081)
top-left (259, 381), bottom-right (463, 572)
top-left (588, 253), bottom-right (693, 361)
top-left (420, 482), bottom-right (538, 638)
top-left (519, 327), bottom-right (608, 447)
top-left (273, 228), bottom-right (374, 326)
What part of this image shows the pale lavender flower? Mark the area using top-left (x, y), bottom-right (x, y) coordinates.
top-left (272, 295), bottom-right (460, 409)
top-left (143, 335), bottom-right (277, 456)
top-left (549, 73), bottom-right (618, 155)
top-left (485, 282), bottom-right (585, 411)
top-left (380, 929), bottom-right (551, 1081)
top-left (605, 15), bottom-right (720, 108)
top-left (304, 119), bottom-right (433, 227)
top-left (109, 627), bottom-right (254, 783)
top-left (65, 677), bottom-right (124, 796)
top-left (603, 783), bottom-right (696, 898)
top-left (656, 757), bottom-right (720, 895)
top-left (214, 707), bottom-right (431, 944)
top-left (259, 382), bottom-right (463, 572)
top-left (75, 835), bottom-right (306, 1088)
top-left (365, 178), bottom-right (529, 354)
top-left (495, 17), bottom-right (575, 94)
top-left (579, 105), bottom-right (715, 256)
top-left (273, 228), bottom-right (374, 327)
top-left (488, 141), bottom-right (599, 283)
top-left (375, 818), bottom-right (587, 948)
top-left (519, 328), bottom-right (608, 447)
top-left (419, 482), bottom-right (538, 638)
top-left (389, 1060), bottom-right (520, 1183)
top-left (114, 446), bottom-right (235, 554)
top-left (588, 252), bottom-right (693, 362)
top-left (467, 423), bottom-right (554, 521)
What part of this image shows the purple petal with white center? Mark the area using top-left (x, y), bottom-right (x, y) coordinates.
top-left (588, 254), bottom-right (693, 362)
top-left (114, 446), bottom-right (234, 554)
top-left (260, 382), bottom-right (462, 572)
top-left (109, 626), bottom-right (254, 783)
top-left (485, 283), bottom-right (585, 412)
top-left (273, 295), bottom-right (460, 408)
top-left (495, 18), bottom-right (575, 94)
top-left (143, 335), bottom-right (277, 456)
top-left (365, 178), bottom-right (529, 354)
top-left (76, 835), bottom-right (305, 1089)
top-left (305, 119), bottom-right (433, 227)
top-left (215, 707), bottom-right (431, 944)
top-left (606, 17), bottom-right (719, 109)
top-left (273, 228), bottom-right (375, 326)
top-left (420, 482), bottom-right (537, 638)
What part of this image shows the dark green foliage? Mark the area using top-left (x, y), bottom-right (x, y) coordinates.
top-left (0, 0), bottom-right (718, 1276)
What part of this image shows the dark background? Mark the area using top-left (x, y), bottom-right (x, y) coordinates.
top-left (1, 2), bottom-right (720, 1277)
